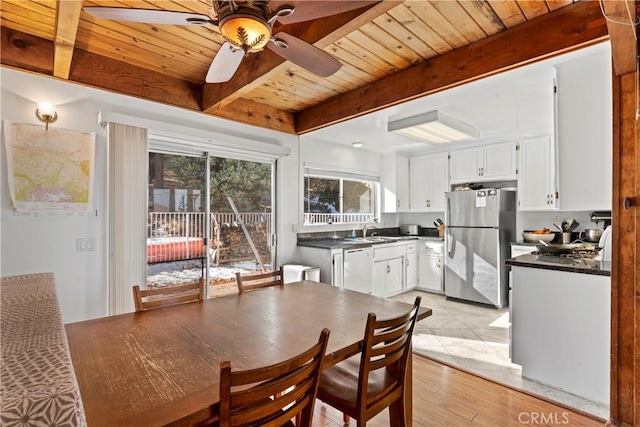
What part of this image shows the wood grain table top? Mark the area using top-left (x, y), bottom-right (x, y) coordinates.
top-left (65, 281), bottom-right (431, 426)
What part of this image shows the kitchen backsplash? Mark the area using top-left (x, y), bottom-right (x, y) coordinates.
top-left (393, 210), bottom-right (603, 241)
top-left (516, 211), bottom-right (598, 235)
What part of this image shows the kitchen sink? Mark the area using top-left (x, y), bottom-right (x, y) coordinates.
top-left (343, 238), bottom-right (376, 243)
top-left (367, 236), bottom-right (402, 241)
top-left (342, 236), bottom-right (402, 244)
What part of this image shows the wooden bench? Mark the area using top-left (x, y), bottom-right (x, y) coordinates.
top-left (0, 273), bottom-right (86, 426)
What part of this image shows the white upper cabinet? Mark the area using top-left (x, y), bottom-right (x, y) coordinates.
top-left (381, 155), bottom-right (410, 213)
top-left (518, 136), bottom-right (557, 210)
top-left (450, 142), bottom-right (517, 183)
top-left (409, 152), bottom-right (449, 212)
top-left (555, 50), bottom-right (612, 211)
top-left (396, 156), bottom-right (410, 212)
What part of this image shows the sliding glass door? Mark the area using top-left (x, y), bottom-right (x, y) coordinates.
top-left (146, 149), bottom-right (276, 298)
top-left (147, 152), bottom-right (208, 291)
top-left (208, 157), bottom-right (275, 297)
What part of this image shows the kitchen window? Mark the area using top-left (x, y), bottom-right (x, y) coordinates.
top-left (303, 166), bottom-right (379, 225)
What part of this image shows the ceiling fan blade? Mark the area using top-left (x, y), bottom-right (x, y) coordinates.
top-left (268, 32), bottom-right (341, 77)
top-left (268, 1), bottom-right (379, 25)
top-left (206, 42), bottom-right (245, 83)
top-left (83, 7), bottom-right (215, 26)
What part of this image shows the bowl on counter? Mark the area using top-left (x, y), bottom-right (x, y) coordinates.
top-left (580, 229), bottom-right (604, 243)
top-left (522, 231), bottom-right (555, 243)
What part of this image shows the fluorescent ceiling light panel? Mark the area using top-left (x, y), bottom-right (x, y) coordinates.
top-left (388, 110), bottom-right (479, 144)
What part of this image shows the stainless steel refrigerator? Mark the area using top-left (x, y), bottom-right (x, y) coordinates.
top-left (444, 189), bottom-right (516, 308)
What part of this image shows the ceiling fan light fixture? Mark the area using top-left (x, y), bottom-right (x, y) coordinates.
top-left (218, 10), bottom-right (271, 53)
top-left (388, 110), bottom-right (479, 145)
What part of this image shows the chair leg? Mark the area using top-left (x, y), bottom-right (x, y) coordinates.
top-left (388, 398), bottom-right (407, 427)
top-left (343, 413), bottom-right (350, 424)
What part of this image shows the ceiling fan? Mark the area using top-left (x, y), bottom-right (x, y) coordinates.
top-left (84, 1), bottom-right (372, 83)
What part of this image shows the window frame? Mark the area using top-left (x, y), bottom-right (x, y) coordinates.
top-left (302, 165), bottom-right (380, 227)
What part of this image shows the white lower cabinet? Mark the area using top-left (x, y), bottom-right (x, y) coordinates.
top-left (372, 244), bottom-right (406, 297)
top-left (511, 266), bottom-right (610, 404)
top-left (331, 248), bottom-right (344, 288)
top-left (405, 243), bottom-right (417, 290)
top-left (373, 257), bottom-right (404, 296)
top-left (417, 241), bottom-right (444, 293)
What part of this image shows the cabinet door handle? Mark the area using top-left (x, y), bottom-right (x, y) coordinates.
top-left (397, 200), bottom-right (400, 208)
top-left (386, 265), bottom-right (391, 274)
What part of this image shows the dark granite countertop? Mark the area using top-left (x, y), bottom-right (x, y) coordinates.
top-left (506, 254), bottom-right (611, 277)
top-left (511, 241), bottom-right (541, 246)
top-left (297, 236), bottom-right (420, 250)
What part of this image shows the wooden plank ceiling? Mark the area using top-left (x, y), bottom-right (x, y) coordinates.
top-left (1, 0), bottom-right (612, 135)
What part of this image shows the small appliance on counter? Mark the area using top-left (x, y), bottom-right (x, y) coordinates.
top-left (589, 211), bottom-right (612, 228)
top-left (399, 224), bottom-right (420, 236)
top-left (598, 226), bottom-right (612, 262)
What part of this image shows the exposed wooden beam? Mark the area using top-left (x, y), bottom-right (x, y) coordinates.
top-left (602, 0), bottom-right (638, 76)
top-left (69, 49), bottom-right (202, 110)
top-left (1, 27), bottom-right (54, 75)
top-left (202, 1), bottom-right (399, 112)
top-left (1, 28), bottom-right (294, 133)
top-left (206, 98), bottom-right (296, 134)
top-left (295, 0), bottom-right (610, 134)
top-left (53, 0), bottom-right (82, 79)
top-left (1, 27), bottom-right (202, 110)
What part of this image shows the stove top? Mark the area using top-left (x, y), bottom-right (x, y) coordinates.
top-left (532, 248), bottom-right (600, 259)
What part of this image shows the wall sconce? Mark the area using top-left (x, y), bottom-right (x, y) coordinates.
top-left (36, 102), bottom-right (58, 130)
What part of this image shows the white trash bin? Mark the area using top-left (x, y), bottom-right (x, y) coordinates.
top-left (282, 264), bottom-right (321, 284)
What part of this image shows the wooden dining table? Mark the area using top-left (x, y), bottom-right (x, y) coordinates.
top-left (66, 281), bottom-right (432, 426)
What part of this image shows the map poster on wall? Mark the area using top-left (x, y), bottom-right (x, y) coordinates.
top-left (4, 121), bottom-right (95, 213)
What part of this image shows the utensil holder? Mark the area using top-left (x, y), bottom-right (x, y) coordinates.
top-left (437, 224), bottom-right (445, 237)
top-left (561, 232), bottom-right (572, 244)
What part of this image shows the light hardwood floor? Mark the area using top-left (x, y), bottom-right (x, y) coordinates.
top-left (312, 355), bottom-right (606, 426)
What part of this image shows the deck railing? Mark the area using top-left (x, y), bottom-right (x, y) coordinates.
top-left (303, 213), bottom-right (375, 225)
top-left (147, 212), bottom-right (272, 263)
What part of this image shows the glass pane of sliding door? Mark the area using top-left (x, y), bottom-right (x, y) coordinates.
top-left (208, 157), bottom-right (274, 298)
top-left (147, 152), bottom-right (207, 292)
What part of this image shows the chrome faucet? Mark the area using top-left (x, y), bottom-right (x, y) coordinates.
top-left (362, 221), bottom-right (378, 238)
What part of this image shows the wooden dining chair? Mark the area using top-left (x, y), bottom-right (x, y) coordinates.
top-left (316, 296), bottom-right (421, 427)
top-left (132, 278), bottom-right (205, 312)
top-left (235, 267), bottom-right (285, 294)
top-left (218, 328), bottom-right (330, 427)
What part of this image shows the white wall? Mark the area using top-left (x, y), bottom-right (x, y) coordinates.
top-left (1, 68), bottom-right (298, 323)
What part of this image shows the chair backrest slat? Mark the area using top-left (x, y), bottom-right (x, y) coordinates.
top-left (236, 267), bottom-right (284, 294)
top-left (132, 279), bottom-right (205, 312)
top-left (357, 297), bottom-right (421, 414)
top-left (220, 328), bottom-right (330, 427)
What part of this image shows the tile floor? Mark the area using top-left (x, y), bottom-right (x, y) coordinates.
top-left (392, 290), bottom-right (610, 420)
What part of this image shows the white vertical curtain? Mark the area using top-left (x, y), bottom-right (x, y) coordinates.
top-left (108, 123), bottom-right (148, 315)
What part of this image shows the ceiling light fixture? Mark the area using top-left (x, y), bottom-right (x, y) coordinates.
top-left (388, 110), bottom-right (479, 145)
top-left (215, 1), bottom-right (294, 54)
top-left (36, 102), bottom-right (57, 130)
top-left (352, 141), bottom-right (364, 148)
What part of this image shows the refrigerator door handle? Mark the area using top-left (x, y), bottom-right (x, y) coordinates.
top-left (447, 229), bottom-right (454, 259)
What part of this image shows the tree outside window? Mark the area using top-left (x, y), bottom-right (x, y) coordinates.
top-left (304, 173), bottom-right (377, 225)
